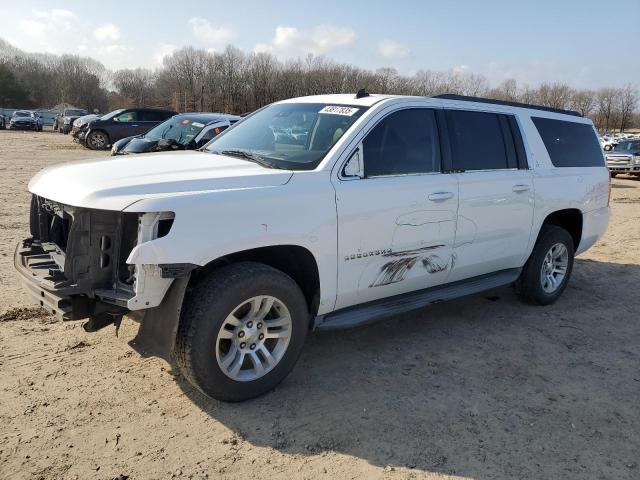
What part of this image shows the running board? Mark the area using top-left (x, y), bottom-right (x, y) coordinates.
top-left (314, 268), bottom-right (521, 330)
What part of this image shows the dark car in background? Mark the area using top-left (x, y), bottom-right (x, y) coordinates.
top-left (9, 110), bottom-right (42, 131)
top-left (53, 108), bottom-right (89, 134)
top-left (111, 113), bottom-right (240, 155)
top-left (77, 107), bottom-right (177, 150)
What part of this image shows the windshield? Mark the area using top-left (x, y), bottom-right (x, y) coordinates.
top-left (205, 103), bottom-right (367, 170)
top-left (15, 111), bottom-right (30, 117)
top-left (100, 109), bottom-right (125, 121)
top-left (613, 141), bottom-right (640, 152)
top-left (65, 109), bottom-right (86, 116)
top-left (145, 117), bottom-right (207, 145)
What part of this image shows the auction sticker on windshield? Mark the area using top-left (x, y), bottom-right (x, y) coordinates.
top-left (319, 106), bottom-right (360, 116)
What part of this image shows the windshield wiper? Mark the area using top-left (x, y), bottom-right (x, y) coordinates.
top-left (218, 149), bottom-right (276, 169)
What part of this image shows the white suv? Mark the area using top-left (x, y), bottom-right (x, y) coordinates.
top-left (16, 93), bottom-right (611, 401)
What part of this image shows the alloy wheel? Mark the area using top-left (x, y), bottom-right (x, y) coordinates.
top-left (215, 295), bottom-right (292, 382)
top-left (540, 242), bottom-right (569, 293)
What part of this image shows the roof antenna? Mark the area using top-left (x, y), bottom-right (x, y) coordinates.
top-left (355, 88), bottom-right (370, 99)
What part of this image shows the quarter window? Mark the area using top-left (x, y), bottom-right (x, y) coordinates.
top-left (363, 109), bottom-right (441, 177)
top-left (447, 110), bottom-right (512, 171)
top-left (531, 117), bottom-right (604, 167)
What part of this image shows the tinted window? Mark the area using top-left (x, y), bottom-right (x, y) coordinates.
top-left (532, 117), bottom-right (604, 167)
top-left (447, 110), bottom-right (510, 170)
top-left (363, 109), bottom-right (440, 177)
top-left (139, 110), bottom-right (167, 122)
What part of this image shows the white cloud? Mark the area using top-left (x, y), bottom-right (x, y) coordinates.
top-left (188, 18), bottom-right (236, 45)
top-left (255, 25), bottom-right (356, 56)
top-left (154, 43), bottom-right (179, 65)
top-left (94, 24), bottom-right (121, 42)
top-left (452, 64), bottom-right (470, 75)
top-left (377, 40), bottom-right (409, 59)
top-left (18, 8), bottom-right (80, 46)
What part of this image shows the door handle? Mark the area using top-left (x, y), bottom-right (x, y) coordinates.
top-left (512, 184), bottom-right (530, 192)
top-left (428, 192), bottom-right (454, 201)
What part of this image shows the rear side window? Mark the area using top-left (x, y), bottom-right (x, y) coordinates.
top-left (447, 110), bottom-right (516, 171)
top-left (140, 110), bottom-right (173, 122)
top-left (531, 117), bottom-right (604, 167)
top-left (363, 108), bottom-right (440, 177)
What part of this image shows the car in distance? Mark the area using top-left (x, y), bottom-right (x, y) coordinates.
top-left (77, 108), bottom-right (177, 150)
top-left (53, 108), bottom-right (89, 134)
top-left (15, 93), bottom-right (610, 402)
top-left (111, 113), bottom-right (240, 156)
top-left (606, 139), bottom-right (640, 177)
top-left (9, 110), bottom-right (42, 131)
top-left (0, 114), bottom-right (6, 130)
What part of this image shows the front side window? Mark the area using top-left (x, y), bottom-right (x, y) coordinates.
top-left (116, 111), bottom-right (137, 122)
top-left (447, 110), bottom-right (510, 171)
top-left (206, 103), bottom-right (366, 170)
top-left (532, 117), bottom-right (604, 167)
top-left (363, 108), bottom-right (441, 177)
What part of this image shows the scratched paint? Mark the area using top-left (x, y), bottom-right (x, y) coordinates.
top-left (368, 247), bottom-right (454, 288)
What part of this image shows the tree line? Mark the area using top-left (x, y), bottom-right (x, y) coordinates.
top-left (1, 38), bottom-right (638, 132)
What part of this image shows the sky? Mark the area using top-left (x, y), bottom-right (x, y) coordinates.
top-left (1, 0), bottom-right (639, 89)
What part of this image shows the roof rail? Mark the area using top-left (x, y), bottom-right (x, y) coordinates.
top-left (432, 94), bottom-right (582, 117)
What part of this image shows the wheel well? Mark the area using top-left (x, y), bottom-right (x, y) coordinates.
top-left (192, 245), bottom-right (321, 314)
top-left (542, 209), bottom-right (583, 248)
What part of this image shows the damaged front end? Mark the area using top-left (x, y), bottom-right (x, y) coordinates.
top-left (15, 195), bottom-right (178, 332)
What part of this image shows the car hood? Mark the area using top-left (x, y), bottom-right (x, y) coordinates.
top-left (28, 151), bottom-right (294, 210)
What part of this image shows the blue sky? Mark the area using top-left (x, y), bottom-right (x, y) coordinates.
top-left (1, 0), bottom-right (638, 88)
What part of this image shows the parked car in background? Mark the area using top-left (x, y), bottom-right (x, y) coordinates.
top-left (600, 136), bottom-right (617, 151)
top-left (15, 93), bottom-right (610, 402)
top-left (77, 107), bottom-right (177, 150)
top-left (0, 114), bottom-right (6, 130)
top-left (71, 114), bottom-right (101, 140)
top-left (111, 113), bottom-right (240, 156)
top-left (9, 110), bottom-right (42, 131)
top-left (53, 108), bottom-right (89, 134)
top-left (606, 139), bottom-right (640, 177)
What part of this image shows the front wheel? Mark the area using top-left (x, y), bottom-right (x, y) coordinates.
top-left (86, 130), bottom-right (109, 150)
top-left (175, 262), bottom-right (309, 402)
top-left (516, 225), bottom-right (575, 305)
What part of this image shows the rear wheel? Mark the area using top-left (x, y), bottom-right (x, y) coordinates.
top-left (516, 225), bottom-right (574, 305)
top-left (610, 172), bottom-right (618, 178)
top-left (175, 262), bottom-right (309, 402)
top-left (87, 130), bottom-right (109, 150)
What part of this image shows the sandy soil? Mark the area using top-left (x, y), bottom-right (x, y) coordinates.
top-left (0, 130), bottom-right (638, 480)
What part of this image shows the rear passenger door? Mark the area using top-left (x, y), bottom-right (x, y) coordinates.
top-left (333, 107), bottom-right (459, 310)
top-left (138, 110), bottom-right (168, 135)
top-left (445, 109), bottom-right (534, 282)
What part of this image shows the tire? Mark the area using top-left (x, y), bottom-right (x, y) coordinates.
top-left (610, 172), bottom-right (618, 178)
top-left (516, 225), bottom-right (575, 305)
top-left (175, 262), bottom-right (309, 402)
top-left (86, 130), bottom-right (109, 150)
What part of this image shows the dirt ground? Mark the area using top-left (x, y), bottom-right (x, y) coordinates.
top-left (0, 130), bottom-right (638, 480)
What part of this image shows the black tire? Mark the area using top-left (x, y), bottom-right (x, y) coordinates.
top-left (610, 172), bottom-right (618, 178)
top-left (86, 130), bottom-right (109, 150)
top-left (516, 225), bottom-right (575, 305)
top-left (175, 262), bottom-right (309, 402)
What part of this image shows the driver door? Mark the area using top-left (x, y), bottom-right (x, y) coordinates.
top-left (333, 107), bottom-right (459, 310)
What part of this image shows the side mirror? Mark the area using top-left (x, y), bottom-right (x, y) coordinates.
top-left (342, 146), bottom-right (364, 179)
